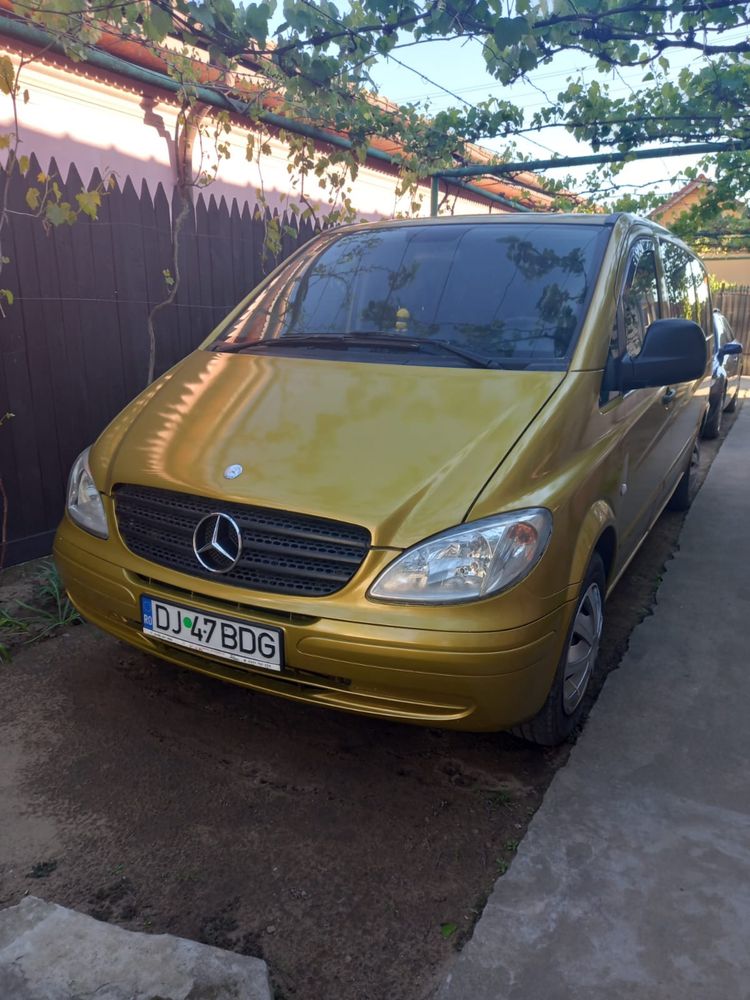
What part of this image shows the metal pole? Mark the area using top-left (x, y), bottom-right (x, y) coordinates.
top-left (430, 176), bottom-right (439, 216)
top-left (435, 141), bottom-right (750, 179)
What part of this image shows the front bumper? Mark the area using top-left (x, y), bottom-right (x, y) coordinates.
top-left (55, 521), bottom-right (574, 732)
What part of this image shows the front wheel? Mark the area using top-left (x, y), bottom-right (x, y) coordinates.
top-left (512, 553), bottom-right (606, 747)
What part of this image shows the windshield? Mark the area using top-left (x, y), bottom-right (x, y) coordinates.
top-left (211, 222), bottom-right (610, 369)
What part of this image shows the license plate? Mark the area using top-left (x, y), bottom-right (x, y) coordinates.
top-left (141, 596), bottom-right (283, 672)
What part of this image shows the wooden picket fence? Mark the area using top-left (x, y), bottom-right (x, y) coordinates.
top-left (0, 156), bottom-right (320, 566)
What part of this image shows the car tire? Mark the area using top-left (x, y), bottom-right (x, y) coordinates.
top-left (667, 436), bottom-right (700, 512)
top-left (725, 361), bottom-right (742, 412)
top-left (702, 388), bottom-right (724, 439)
top-left (512, 552), bottom-right (605, 747)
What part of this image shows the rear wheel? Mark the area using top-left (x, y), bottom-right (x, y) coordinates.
top-left (512, 553), bottom-right (605, 747)
top-left (667, 436), bottom-right (700, 512)
top-left (725, 361), bottom-right (742, 412)
top-left (702, 388), bottom-right (724, 439)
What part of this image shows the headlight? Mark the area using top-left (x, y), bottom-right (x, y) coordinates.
top-left (368, 509), bottom-right (552, 604)
top-left (66, 447), bottom-right (108, 538)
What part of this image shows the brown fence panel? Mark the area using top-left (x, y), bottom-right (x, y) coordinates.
top-left (110, 177), bottom-right (152, 393)
top-left (1, 162), bottom-right (322, 566)
top-left (172, 189), bottom-right (204, 359)
top-left (0, 160), bottom-right (47, 558)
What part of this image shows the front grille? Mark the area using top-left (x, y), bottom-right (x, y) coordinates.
top-left (114, 485), bottom-right (371, 597)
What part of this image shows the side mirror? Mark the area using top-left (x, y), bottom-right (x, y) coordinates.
top-left (621, 319), bottom-right (708, 391)
top-left (719, 341), bottom-right (743, 358)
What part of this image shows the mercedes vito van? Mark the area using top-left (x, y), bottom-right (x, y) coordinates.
top-left (55, 213), bottom-right (711, 744)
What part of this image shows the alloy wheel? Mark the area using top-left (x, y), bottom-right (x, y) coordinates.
top-left (563, 583), bottom-right (604, 715)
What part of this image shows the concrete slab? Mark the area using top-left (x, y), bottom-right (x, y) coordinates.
top-left (439, 400), bottom-right (750, 1000)
top-left (0, 896), bottom-right (273, 1000)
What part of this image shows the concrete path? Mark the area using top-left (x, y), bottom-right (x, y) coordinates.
top-left (0, 896), bottom-right (273, 1000)
top-left (440, 399), bottom-right (750, 1000)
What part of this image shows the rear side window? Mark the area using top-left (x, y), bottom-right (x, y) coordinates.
top-left (216, 222), bottom-right (610, 369)
top-left (660, 241), bottom-right (711, 336)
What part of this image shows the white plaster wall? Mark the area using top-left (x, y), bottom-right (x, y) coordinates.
top-left (0, 48), bottom-right (501, 220)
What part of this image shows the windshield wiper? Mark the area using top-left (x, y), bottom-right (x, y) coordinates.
top-left (210, 333), bottom-right (503, 369)
top-left (209, 336), bottom-right (328, 353)
top-left (414, 339), bottom-right (504, 369)
top-left (212, 334), bottom-right (423, 353)
top-left (334, 333), bottom-right (503, 367)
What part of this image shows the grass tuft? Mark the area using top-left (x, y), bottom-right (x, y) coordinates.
top-left (0, 560), bottom-right (80, 658)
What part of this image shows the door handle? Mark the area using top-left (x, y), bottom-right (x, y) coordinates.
top-left (662, 387), bottom-right (677, 405)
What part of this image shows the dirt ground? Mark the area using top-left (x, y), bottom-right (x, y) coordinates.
top-left (0, 411), bottom-right (738, 1000)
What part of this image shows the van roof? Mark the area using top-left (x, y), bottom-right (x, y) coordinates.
top-left (356, 212), bottom-right (671, 232)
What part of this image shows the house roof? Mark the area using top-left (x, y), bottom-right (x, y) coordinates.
top-left (649, 174), bottom-right (711, 220)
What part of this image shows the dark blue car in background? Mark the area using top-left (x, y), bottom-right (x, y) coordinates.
top-left (703, 310), bottom-right (743, 438)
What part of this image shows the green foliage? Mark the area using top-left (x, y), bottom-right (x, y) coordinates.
top-left (0, 55), bottom-right (14, 95)
top-left (3, 0), bottom-right (750, 263)
top-left (3, 0), bottom-right (748, 176)
top-left (44, 200), bottom-right (76, 226)
top-left (75, 188), bottom-right (102, 219)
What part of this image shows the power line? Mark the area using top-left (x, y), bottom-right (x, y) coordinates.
top-left (389, 21), bottom-right (750, 109)
top-left (383, 51), bottom-right (480, 112)
top-left (298, 0), bottom-right (477, 110)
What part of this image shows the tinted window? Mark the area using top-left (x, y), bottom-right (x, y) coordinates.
top-left (689, 257), bottom-right (712, 338)
top-left (661, 241), bottom-right (695, 322)
top-left (661, 241), bottom-right (702, 323)
top-left (714, 312), bottom-right (735, 350)
top-left (661, 240), bottom-right (712, 356)
top-left (622, 240), bottom-right (659, 358)
top-left (215, 223), bottom-right (609, 369)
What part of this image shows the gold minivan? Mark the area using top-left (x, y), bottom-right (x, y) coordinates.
top-left (54, 213), bottom-right (711, 744)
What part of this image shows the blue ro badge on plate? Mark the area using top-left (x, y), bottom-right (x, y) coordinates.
top-left (141, 595), bottom-right (154, 628)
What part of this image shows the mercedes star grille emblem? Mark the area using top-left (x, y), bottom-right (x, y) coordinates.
top-left (192, 512), bottom-right (242, 573)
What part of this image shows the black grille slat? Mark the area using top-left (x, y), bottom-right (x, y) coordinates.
top-left (114, 484), bottom-right (370, 597)
top-left (239, 534), bottom-right (365, 567)
top-left (234, 552), bottom-right (354, 583)
top-left (117, 517), bottom-right (195, 548)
